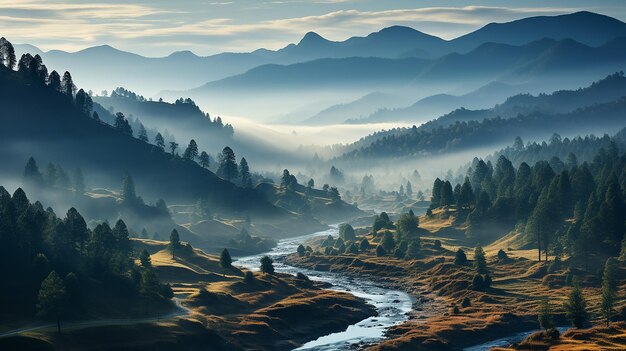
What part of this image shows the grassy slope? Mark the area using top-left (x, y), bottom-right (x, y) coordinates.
top-left (284, 212), bottom-right (626, 350)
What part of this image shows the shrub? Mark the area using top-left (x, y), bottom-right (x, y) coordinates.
top-left (461, 297), bottom-right (471, 308)
top-left (483, 274), bottom-right (492, 288)
top-left (454, 248), bottom-right (467, 265)
top-left (451, 304), bottom-right (460, 314)
top-left (376, 245), bottom-right (386, 257)
top-left (472, 274), bottom-right (484, 290)
top-left (434, 240), bottom-right (442, 249)
top-left (497, 249), bottom-right (508, 261)
top-left (220, 248), bottom-right (232, 268)
top-left (359, 239), bottom-right (370, 251)
top-left (339, 224), bottom-right (356, 241)
top-left (295, 272), bottom-right (310, 286)
top-left (473, 244), bottom-right (487, 273)
top-left (405, 240), bottom-right (420, 259)
top-left (546, 327), bottom-right (560, 339)
top-left (297, 244), bottom-right (305, 257)
top-left (244, 271), bottom-right (254, 284)
top-left (260, 256), bottom-right (275, 274)
top-left (382, 231), bottom-right (396, 251)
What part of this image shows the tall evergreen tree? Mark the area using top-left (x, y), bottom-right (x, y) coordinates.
top-left (260, 256), bottom-right (275, 274)
top-left (473, 244), bottom-right (487, 273)
top-left (217, 147), bottom-right (238, 181)
top-left (113, 112), bottom-right (133, 136)
top-left (564, 279), bottom-right (588, 328)
top-left (169, 229), bottom-right (180, 259)
top-left (154, 133), bottom-right (165, 149)
top-left (37, 271), bottom-right (68, 333)
top-left (239, 158), bottom-right (251, 187)
top-left (138, 124), bottom-right (148, 142)
top-left (601, 258), bottom-right (617, 326)
top-left (47, 70), bottom-right (61, 92)
top-left (182, 139), bottom-right (199, 161)
top-left (61, 71), bottom-right (75, 98)
top-left (220, 248), bottom-right (232, 268)
top-left (199, 151), bottom-right (210, 169)
top-left (169, 142), bottom-right (178, 155)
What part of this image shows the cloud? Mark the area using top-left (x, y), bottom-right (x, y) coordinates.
top-left (0, 3), bottom-right (580, 55)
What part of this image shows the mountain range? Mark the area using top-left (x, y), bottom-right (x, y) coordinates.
top-left (334, 72), bottom-right (626, 164)
top-left (13, 11), bottom-right (626, 100)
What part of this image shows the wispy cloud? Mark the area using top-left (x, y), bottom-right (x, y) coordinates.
top-left (0, 3), bottom-right (581, 55)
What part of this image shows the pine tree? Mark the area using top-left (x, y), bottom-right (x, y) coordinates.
top-left (199, 151), bottom-right (210, 169)
top-left (473, 244), bottom-right (487, 273)
top-left (37, 271), bottom-right (68, 333)
top-left (382, 231), bottom-right (395, 251)
top-left (601, 258), bottom-right (617, 326)
top-left (182, 139), bottom-right (199, 160)
top-left (564, 279), bottom-right (588, 328)
top-left (239, 158), bottom-right (251, 187)
top-left (538, 298), bottom-right (555, 331)
top-left (23, 157), bottom-right (43, 185)
top-left (217, 147), bottom-right (238, 181)
top-left (113, 112), bottom-right (133, 135)
top-left (454, 248), bottom-right (467, 265)
top-left (140, 249), bottom-right (152, 268)
top-left (220, 248), bottom-right (232, 268)
top-left (138, 124), bottom-right (148, 142)
top-left (169, 229), bottom-right (180, 259)
top-left (48, 71), bottom-right (61, 92)
top-left (61, 71), bottom-right (75, 98)
top-left (260, 256), bottom-right (274, 274)
top-left (154, 133), bottom-right (165, 149)
top-left (297, 244), bottom-right (306, 257)
top-left (169, 142), bottom-right (178, 155)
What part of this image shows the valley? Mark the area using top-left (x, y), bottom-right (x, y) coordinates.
top-left (1, 4), bottom-right (626, 351)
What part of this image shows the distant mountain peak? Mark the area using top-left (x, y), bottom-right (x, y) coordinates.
top-left (377, 25), bottom-right (420, 36)
top-left (298, 32), bottom-right (328, 45)
top-left (168, 50), bottom-right (198, 58)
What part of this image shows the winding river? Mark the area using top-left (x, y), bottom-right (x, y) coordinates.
top-left (235, 225), bottom-right (557, 350)
top-left (235, 225), bottom-right (414, 350)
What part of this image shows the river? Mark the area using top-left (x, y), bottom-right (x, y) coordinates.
top-left (234, 225), bottom-right (414, 350)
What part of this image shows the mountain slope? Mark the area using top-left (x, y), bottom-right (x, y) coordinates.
top-left (13, 45), bottom-right (269, 96)
top-left (0, 64), bottom-right (279, 217)
top-left (184, 37), bottom-right (626, 102)
top-left (337, 73), bottom-right (626, 162)
top-left (354, 71), bottom-right (626, 124)
top-left (336, 96), bottom-right (626, 163)
top-left (449, 11), bottom-right (626, 54)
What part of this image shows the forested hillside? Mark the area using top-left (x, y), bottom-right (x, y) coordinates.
top-left (428, 135), bottom-right (626, 271)
top-left (337, 80), bottom-right (626, 163)
top-left (0, 186), bottom-right (174, 326)
top-left (0, 47), bottom-right (281, 217)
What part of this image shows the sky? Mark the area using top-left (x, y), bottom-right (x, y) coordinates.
top-left (1, 0), bottom-right (625, 56)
